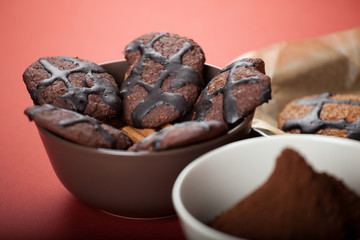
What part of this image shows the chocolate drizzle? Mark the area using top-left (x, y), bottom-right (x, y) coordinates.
top-left (194, 60), bottom-right (261, 124)
top-left (27, 104), bottom-right (119, 148)
top-left (282, 93), bottom-right (360, 140)
top-left (152, 121), bottom-right (213, 151)
top-left (120, 33), bottom-right (202, 128)
top-left (135, 120), bottom-right (218, 151)
top-left (37, 56), bottom-right (121, 114)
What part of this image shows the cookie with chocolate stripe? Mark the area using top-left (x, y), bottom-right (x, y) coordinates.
top-left (23, 56), bottom-right (121, 121)
top-left (121, 32), bottom-right (205, 128)
top-left (129, 120), bottom-right (228, 152)
top-left (24, 104), bottom-right (132, 149)
top-left (190, 58), bottom-right (271, 125)
top-left (278, 93), bottom-right (360, 140)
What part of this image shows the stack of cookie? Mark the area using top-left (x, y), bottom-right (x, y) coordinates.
top-left (23, 32), bottom-right (272, 151)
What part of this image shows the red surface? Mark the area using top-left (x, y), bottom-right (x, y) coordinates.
top-left (1, 0), bottom-right (360, 239)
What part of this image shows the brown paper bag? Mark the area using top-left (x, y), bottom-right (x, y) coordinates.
top-left (235, 27), bottom-right (360, 133)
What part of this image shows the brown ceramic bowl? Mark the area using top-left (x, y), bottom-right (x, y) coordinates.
top-left (35, 60), bottom-right (254, 218)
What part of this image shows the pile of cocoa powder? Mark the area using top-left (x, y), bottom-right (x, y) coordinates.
top-left (210, 148), bottom-right (360, 240)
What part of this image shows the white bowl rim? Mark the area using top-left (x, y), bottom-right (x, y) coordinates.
top-left (172, 134), bottom-right (360, 239)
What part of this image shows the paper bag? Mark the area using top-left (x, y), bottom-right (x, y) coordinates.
top-left (236, 27), bottom-right (360, 132)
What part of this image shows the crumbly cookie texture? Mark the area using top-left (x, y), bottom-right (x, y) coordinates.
top-left (190, 58), bottom-right (271, 125)
top-left (23, 56), bottom-right (122, 121)
top-left (129, 120), bottom-right (228, 152)
top-left (25, 104), bottom-right (132, 150)
top-left (278, 93), bottom-right (360, 140)
top-left (23, 34), bottom-right (273, 151)
top-left (120, 32), bottom-right (205, 128)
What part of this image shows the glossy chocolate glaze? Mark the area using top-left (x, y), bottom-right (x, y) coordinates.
top-left (37, 56), bottom-right (121, 114)
top-left (194, 60), bottom-right (261, 124)
top-left (282, 93), bottom-right (360, 140)
top-left (120, 33), bottom-right (202, 128)
top-left (134, 120), bottom-right (223, 151)
top-left (154, 121), bottom-right (213, 151)
top-left (26, 104), bottom-right (119, 148)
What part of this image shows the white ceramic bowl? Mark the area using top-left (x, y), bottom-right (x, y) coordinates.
top-left (172, 135), bottom-right (360, 239)
top-left (35, 60), bottom-right (254, 218)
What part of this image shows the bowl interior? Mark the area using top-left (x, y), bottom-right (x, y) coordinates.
top-left (173, 135), bottom-right (360, 239)
top-left (43, 59), bottom-right (255, 155)
top-left (101, 60), bottom-right (256, 153)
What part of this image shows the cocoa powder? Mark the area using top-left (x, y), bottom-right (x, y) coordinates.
top-left (210, 148), bottom-right (360, 239)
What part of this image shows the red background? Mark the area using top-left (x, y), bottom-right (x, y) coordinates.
top-left (1, 0), bottom-right (360, 239)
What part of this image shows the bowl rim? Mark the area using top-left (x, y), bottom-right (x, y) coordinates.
top-left (172, 134), bottom-right (360, 239)
top-left (36, 111), bottom-right (254, 157)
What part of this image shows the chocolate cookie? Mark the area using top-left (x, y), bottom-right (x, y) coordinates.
top-left (129, 120), bottom-right (228, 152)
top-left (278, 93), bottom-right (360, 140)
top-left (190, 58), bottom-right (271, 125)
top-left (23, 56), bottom-right (121, 121)
top-left (25, 104), bottom-right (132, 150)
top-left (120, 32), bottom-right (205, 128)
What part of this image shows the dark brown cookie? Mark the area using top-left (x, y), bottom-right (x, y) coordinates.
top-left (190, 58), bottom-right (271, 125)
top-left (24, 104), bottom-right (132, 150)
top-left (120, 32), bottom-right (205, 128)
top-left (129, 120), bottom-right (228, 152)
top-left (23, 56), bottom-right (122, 121)
top-left (278, 93), bottom-right (360, 140)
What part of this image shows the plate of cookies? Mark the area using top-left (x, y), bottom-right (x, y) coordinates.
top-left (22, 32), bottom-right (271, 217)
